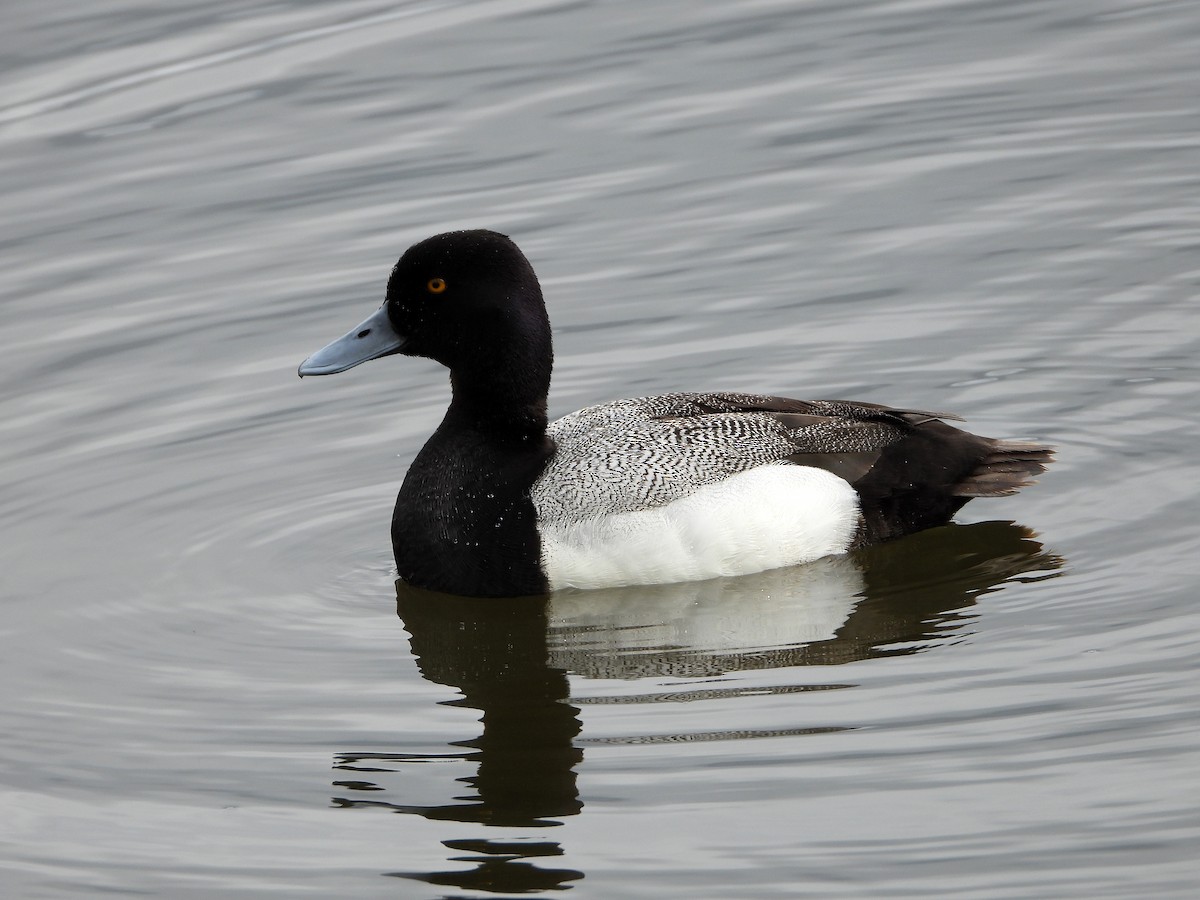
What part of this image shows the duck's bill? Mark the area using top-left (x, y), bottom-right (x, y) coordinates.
top-left (298, 305), bottom-right (405, 376)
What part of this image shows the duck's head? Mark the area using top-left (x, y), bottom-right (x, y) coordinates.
top-left (298, 230), bottom-right (552, 394)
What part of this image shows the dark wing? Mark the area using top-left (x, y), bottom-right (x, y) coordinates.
top-left (540, 392), bottom-right (1052, 537)
top-left (650, 392), bottom-right (954, 485)
top-left (650, 391), bottom-right (1052, 541)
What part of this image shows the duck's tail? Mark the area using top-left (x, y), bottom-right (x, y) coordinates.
top-left (954, 439), bottom-right (1055, 498)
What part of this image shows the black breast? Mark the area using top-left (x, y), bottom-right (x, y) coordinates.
top-left (392, 425), bottom-right (553, 597)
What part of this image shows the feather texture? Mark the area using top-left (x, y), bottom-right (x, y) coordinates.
top-left (532, 391), bottom-right (937, 523)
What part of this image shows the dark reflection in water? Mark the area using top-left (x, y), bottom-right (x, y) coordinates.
top-left (398, 591), bottom-right (583, 827)
top-left (338, 591), bottom-right (586, 892)
top-left (336, 521), bottom-right (1059, 892)
top-left (392, 837), bottom-right (584, 895)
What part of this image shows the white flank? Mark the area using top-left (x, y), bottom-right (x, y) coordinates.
top-left (539, 464), bottom-right (860, 591)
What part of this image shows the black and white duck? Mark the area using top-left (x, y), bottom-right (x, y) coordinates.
top-left (299, 230), bottom-right (1052, 597)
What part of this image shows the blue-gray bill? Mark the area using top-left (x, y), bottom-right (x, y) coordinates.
top-left (297, 305), bottom-right (404, 376)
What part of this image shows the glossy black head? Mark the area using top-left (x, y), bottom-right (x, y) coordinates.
top-left (385, 230), bottom-right (552, 378)
top-left (299, 230), bottom-right (554, 422)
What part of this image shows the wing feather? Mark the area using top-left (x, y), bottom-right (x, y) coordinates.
top-left (534, 392), bottom-right (952, 523)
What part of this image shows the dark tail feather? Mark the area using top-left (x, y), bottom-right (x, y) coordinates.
top-left (954, 439), bottom-right (1055, 498)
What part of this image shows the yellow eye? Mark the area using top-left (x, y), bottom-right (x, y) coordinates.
top-left (426, 277), bottom-right (447, 294)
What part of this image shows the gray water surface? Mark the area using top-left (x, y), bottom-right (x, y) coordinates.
top-left (3, 1), bottom-right (1199, 897)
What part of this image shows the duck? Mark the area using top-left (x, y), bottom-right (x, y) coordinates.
top-left (299, 229), bottom-right (1052, 598)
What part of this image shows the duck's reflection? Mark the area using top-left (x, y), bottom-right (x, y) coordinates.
top-left (548, 520), bottom-right (1061, 678)
top-left (397, 591), bottom-right (583, 826)
top-left (334, 520), bottom-right (1059, 893)
top-left (335, 590), bottom-right (586, 892)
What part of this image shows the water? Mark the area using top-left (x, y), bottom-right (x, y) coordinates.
top-left (3, 0), bottom-right (1199, 896)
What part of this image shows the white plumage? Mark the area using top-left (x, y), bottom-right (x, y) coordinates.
top-left (531, 394), bottom-right (867, 589)
top-left (538, 463), bottom-right (860, 590)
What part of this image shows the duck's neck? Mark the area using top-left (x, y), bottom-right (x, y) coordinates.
top-left (444, 353), bottom-right (551, 443)
top-left (396, 354), bottom-right (553, 596)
